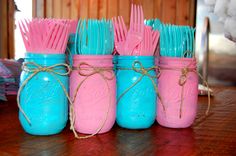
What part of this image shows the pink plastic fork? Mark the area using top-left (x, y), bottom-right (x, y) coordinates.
top-left (43, 22), bottom-right (69, 53)
top-left (124, 4), bottom-right (144, 55)
top-left (134, 25), bottom-right (159, 56)
top-left (19, 19), bottom-right (70, 54)
top-left (112, 16), bottom-right (127, 55)
top-left (143, 26), bottom-right (152, 55)
top-left (69, 20), bottom-right (78, 34)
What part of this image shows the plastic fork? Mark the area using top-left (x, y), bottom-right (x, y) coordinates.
top-left (55, 23), bottom-right (69, 53)
top-left (112, 16), bottom-right (127, 55)
top-left (43, 22), bottom-right (69, 53)
top-left (124, 4), bottom-right (144, 55)
top-left (69, 20), bottom-right (78, 34)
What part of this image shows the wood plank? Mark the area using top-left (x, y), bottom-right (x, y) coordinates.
top-left (153, 0), bottom-right (162, 20)
top-left (176, 0), bottom-right (190, 25)
top-left (7, 0), bottom-right (15, 58)
top-left (80, 0), bottom-right (88, 18)
top-left (118, 0), bottom-right (130, 26)
top-left (142, 0), bottom-right (154, 20)
top-left (35, 0), bottom-right (45, 18)
top-left (46, 0), bottom-right (53, 18)
top-left (133, 0), bottom-right (142, 4)
top-left (53, 0), bottom-right (62, 18)
top-left (70, 0), bottom-right (79, 19)
top-left (98, 0), bottom-right (107, 19)
top-left (107, 0), bottom-right (118, 19)
top-left (32, 0), bottom-right (37, 18)
top-left (89, 0), bottom-right (98, 19)
top-left (189, 0), bottom-right (196, 26)
top-left (62, 0), bottom-right (71, 19)
top-left (0, 0), bottom-right (8, 58)
top-left (162, 0), bottom-right (176, 24)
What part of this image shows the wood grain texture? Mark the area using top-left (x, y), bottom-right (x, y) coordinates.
top-left (53, 0), bottom-right (62, 18)
top-left (80, 0), bottom-right (89, 18)
top-left (35, 0), bottom-right (45, 18)
top-left (142, 0), bottom-right (154, 19)
top-left (0, 0), bottom-right (14, 59)
top-left (98, 0), bottom-right (107, 19)
top-left (46, 0), bottom-right (53, 18)
top-left (0, 0), bottom-right (8, 58)
top-left (162, 0), bottom-right (176, 24)
top-left (118, 0), bottom-right (130, 26)
top-left (1, 87), bottom-right (236, 155)
top-left (7, 0), bottom-right (15, 58)
top-left (107, 0), bottom-right (118, 19)
top-left (176, 0), bottom-right (190, 25)
top-left (89, 0), bottom-right (98, 19)
top-left (33, 0), bottom-right (196, 26)
top-left (153, 0), bottom-right (162, 20)
top-left (62, 0), bottom-right (71, 19)
top-left (70, 0), bottom-right (79, 19)
top-left (189, 0), bottom-right (196, 26)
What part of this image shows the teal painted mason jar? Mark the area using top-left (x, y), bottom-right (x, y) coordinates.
top-left (19, 53), bottom-right (69, 135)
top-left (116, 56), bottom-right (157, 129)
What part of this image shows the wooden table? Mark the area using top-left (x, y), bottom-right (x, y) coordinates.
top-left (0, 87), bottom-right (236, 155)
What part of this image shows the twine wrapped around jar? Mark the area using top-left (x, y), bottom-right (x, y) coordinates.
top-left (116, 56), bottom-right (160, 129)
top-left (157, 56), bottom-right (211, 128)
top-left (70, 62), bottom-right (115, 139)
top-left (17, 62), bottom-right (71, 124)
top-left (117, 60), bottom-right (165, 111)
top-left (159, 64), bottom-right (210, 119)
top-left (69, 55), bottom-right (116, 139)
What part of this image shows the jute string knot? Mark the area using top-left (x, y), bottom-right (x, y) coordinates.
top-left (132, 61), bottom-right (157, 79)
top-left (70, 62), bottom-right (114, 139)
top-left (117, 60), bottom-right (166, 112)
top-left (179, 67), bottom-right (194, 86)
top-left (17, 62), bottom-right (72, 125)
top-left (77, 62), bottom-right (114, 80)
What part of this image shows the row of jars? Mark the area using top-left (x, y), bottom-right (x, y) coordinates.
top-left (19, 53), bottom-right (198, 136)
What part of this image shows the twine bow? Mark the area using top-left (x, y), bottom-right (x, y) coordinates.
top-left (70, 62), bottom-right (114, 139)
top-left (117, 60), bottom-right (166, 112)
top-left (17, 62), bottom-right (72, 125)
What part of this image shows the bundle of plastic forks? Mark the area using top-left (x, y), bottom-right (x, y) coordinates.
top-left (19, 18), bottom-right (70, 54)
top-left (159, 24), bottom-right (195, 58)
top-left (146, 19), bottom-right (196, 58)
top-left (74, 19), bottom-right (114, 55)
top-left (112, 4), bottom-right (160, 56)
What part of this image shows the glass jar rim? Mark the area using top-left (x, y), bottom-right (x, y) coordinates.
top-left (25, 53), bottom-right (65, 59)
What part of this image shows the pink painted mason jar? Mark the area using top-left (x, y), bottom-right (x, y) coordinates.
top-left (70, 55), bottom-right (116, 134)
top-left (157, 57), bottom-right (198, 128)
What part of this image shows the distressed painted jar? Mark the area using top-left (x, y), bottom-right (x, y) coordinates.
top-left (70, 55), bottom-right (116, 134)
top-left (116, 56), bottom-right (157, 129)
top-left (19, 53), bottom-right (69, 135)
top-left (157, 57), bottom-right (198, 128)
